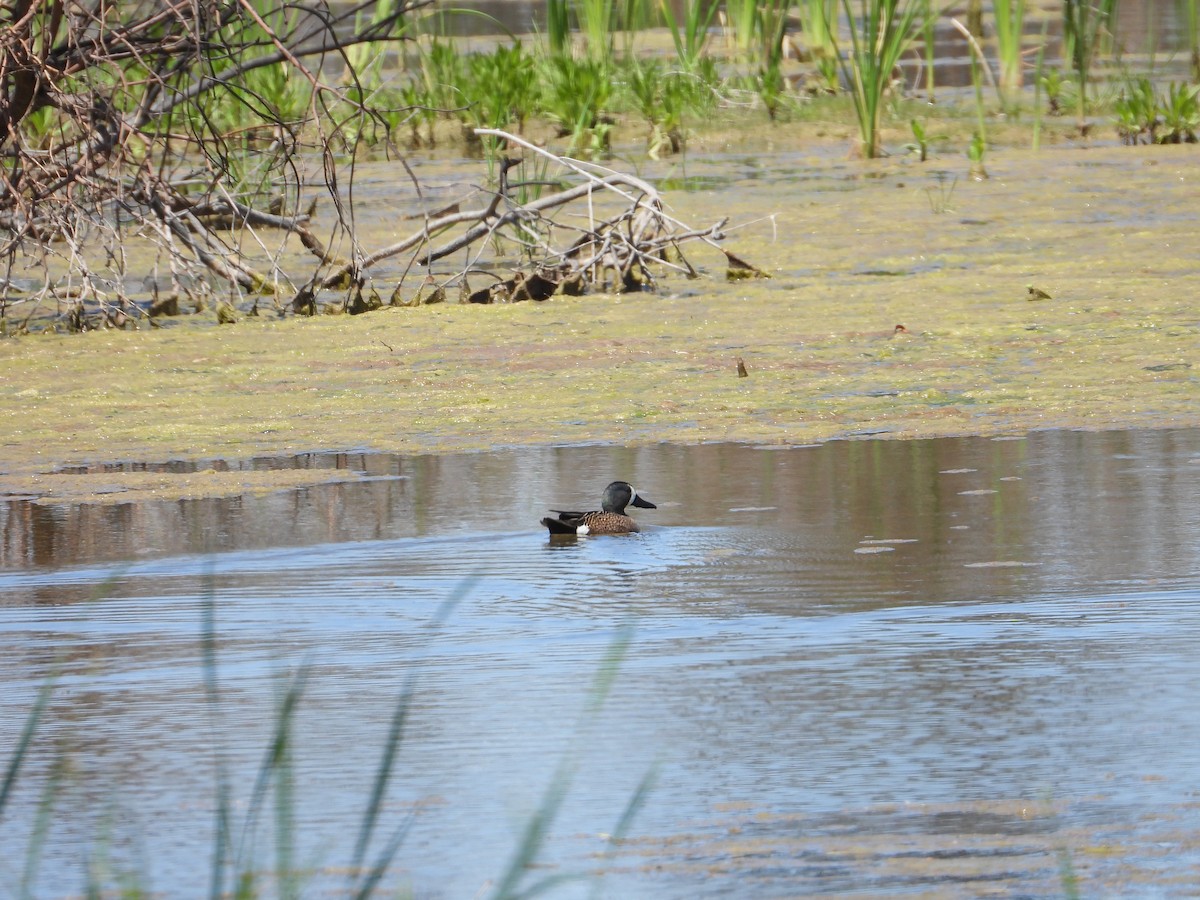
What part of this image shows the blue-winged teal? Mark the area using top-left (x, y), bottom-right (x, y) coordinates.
top-left (541, 481), bottom-right (657, 535)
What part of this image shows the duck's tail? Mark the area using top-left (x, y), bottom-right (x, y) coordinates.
top-left (541, 516), bottom-right (578, 535)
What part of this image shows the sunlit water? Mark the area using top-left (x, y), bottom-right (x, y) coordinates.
top-left (3, 429), bottom-right (1200, 897)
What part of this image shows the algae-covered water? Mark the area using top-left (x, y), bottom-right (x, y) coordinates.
top-left (2, 430), bottom-right (1200, 896)
top-left (2, 144), bottom-right (1199, 506)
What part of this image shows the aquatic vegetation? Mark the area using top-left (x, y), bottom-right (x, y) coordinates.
top-left (660, 0), bottom-right (720, 71)
top-left (577, 0), bottom-right (618, 61)
top-left (1030, 18), bottom-right (1051, 149)
top-left (0, 673), bottom-right (56, 879)
top-left (1116, 77), bottom-right (1200, 143)
top-left (906, 118), bottom-right (932, 160)
top-left (1062, 0), bottom-right (1120, 129)
top-left (795, 0), bottom-right (841, 93)
top-left (1115, 76), bottom-right (1160, 142)
top-left (965, 21), bottom-right (990, 179)
top-left (991, 0), bottom-right (1029, 109)
top-left (924, 171), bottom-right (958, 212)
top-left (967, 131), bottom-right (988, 179)
top-left (1158, 81), bottom-right (1200, 142)
top-left (466, 44), bottom-right (539, 139)
top-left (919, 0), bottom-right (938, 99)
top-left (489, 625), bottom-right (651, 900)
top-left (624, 58), bottom-right (694, 156)
top-left (724, 0), bottom-right (763, 57)
top-left (756, 0), bottom-right (793, 119)
top-left (416, 39), bottom-right (468, 119)
top-left (4, 0), bottom-right (1196, 334)
top-left (834, 0), bottom-right (926, 157)
top-left (541, 56), bottom-right (616, 154)
top-left (1182, 0), bottom-right (1200, 81)
top-left (546, 0), bottom-right (572, 57)
top-left (1039, 67), bottom-right (1076, 119)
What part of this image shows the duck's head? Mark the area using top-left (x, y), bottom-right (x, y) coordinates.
top-left (602, 481), bottom-right (656, 514)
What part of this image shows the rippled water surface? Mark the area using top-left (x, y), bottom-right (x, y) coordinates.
top-left (3, 429), bottom-right (1200, 897)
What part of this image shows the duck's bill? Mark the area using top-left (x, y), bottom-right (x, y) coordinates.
top-left (632, 495), bottom-right (657, 509)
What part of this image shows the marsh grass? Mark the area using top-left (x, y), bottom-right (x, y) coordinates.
top-left (724, 0), bottom-right (763, 57)
top-left (347, 0), bottom-right (1174, 165)
top-left (756, 0), bottom-right (792, 119)
top-left (661, 0), bottom-right (720, 71)
top-left (1063, 0), bottom-right (1120, 128)
top-left (1182, 0), bottom-right (1200, 81)
top-left (920, 0), bottom-right (938, 99)
top-left (542, 56), bottom-right (616, 154)
top-left (835, 0), bottom-right (926, 157)
top-left (1031, 17), bottom-right (1051, 148)
top-left (794, 0), bottom-right (840, 93)
top-left (577, 0), bottom-right (618, 60)
top-left (545, 0), bottom-right (572, 57)
top-left (991, 0), bottom-right (1028, 109)
top-left (967, 35), bottom-right (990, 178)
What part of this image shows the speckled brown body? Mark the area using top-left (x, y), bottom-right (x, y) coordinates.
top-left (541, 481), bottom-right (657, 535)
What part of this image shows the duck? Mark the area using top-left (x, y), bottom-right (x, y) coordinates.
top-left (541, 481), bottom-right (657, 535)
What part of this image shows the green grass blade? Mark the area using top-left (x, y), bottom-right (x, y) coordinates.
top-left (234, 660), bottom-right (312, 888)
top-left (201, 578), bottom-right (233, 900)
top-left (490, 624), bottom-right (634, 900)
top-left (19, 746), bottom-right (67, 899)
top-left (353, 810), bottom-right (418, 900)
top-left (350, 575), bottom-right (476, 886)
top-left (587, 764), bottom-right (659, 900)
top-left (0, 676), bottom-right (55, 820)
top-left (350, 672), bottom-right (417, 877)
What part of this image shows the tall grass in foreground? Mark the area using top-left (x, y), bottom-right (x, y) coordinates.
top-left (835, 0), bottom-right (926, 157)
top-left (0, 674), bottom-right (58, 896)
top-left (3, 577), bottom-right (651, 898)
top-left (489, 624), bottom-right (658, 900)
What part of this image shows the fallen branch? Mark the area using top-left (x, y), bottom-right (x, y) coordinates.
top-left (307, 129), bottom-right (749, 307)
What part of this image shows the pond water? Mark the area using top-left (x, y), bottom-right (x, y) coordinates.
top-left (3, 428), bottom-right (1200, 897)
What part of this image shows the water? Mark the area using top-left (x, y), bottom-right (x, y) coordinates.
top-left (2, 429), bottom-right (1200, 897)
